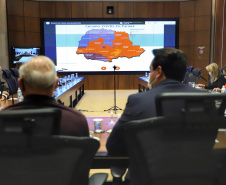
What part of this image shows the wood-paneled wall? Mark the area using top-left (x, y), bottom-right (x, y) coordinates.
top-left (180, 0), bottom-right (212, 85)
top-left (215, 0), bottom-right (226, 70)
top-left (0, 0), bottom-right (8, 70)
top-left (6, 0), bottom-right (212, 89)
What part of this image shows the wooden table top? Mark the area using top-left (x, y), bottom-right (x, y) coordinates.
top-left (0, 96), bottom-right (18, 110)
top-left (87, 117), bottom-right (118, 153)
top-left (1, 97), bottom-right (226, 152)
top-left (86, 116), bottom-right (226, 153)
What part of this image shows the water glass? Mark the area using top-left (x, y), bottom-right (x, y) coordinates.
top-left (93, 118), bottom-right (104, 133)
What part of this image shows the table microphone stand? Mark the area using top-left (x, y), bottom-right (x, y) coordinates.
top-left (104, 65), bottom-right (123, 114)
top-left (11, 91), bottom-right (14, 105)
top-left (199, 74), bottom-right (207, 81)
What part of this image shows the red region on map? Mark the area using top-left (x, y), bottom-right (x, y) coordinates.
top-left (76, 31), bottom-right (144, 62)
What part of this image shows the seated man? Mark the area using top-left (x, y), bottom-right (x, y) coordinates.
top-left (3, 56), bottom-right (89, 137)
top-left (0, 65), bottom-right (9, 101)
top-left (106, 48), bottom-right (205, 156)
top-left (0, 91), bottom-right (9, 101)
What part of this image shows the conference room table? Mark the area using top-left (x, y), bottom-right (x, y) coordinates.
top-left (55, 77), bottom-right (85, 107)
top-left (0, 77), bottom-right (85, 109)
top-left (138, 76), bottom-right (149, 92)
top-left (86, 117), bottom-right (129, 169)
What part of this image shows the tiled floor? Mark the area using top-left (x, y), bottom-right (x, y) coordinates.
top-left (75, 90), bottom-right (137, 117)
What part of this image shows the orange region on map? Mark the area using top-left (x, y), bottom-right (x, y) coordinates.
top-left (76, 31), bottom-right (144, 62)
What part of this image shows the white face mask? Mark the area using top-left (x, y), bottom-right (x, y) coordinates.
top-left (148, 78), bottom-right (157, 89)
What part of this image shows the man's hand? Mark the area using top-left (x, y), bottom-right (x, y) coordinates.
top-left (196, 84), bottom-right (204, 88)
top-left (213, 88), bottom-right (221, 92)
top-left (0, 96), bottom-right (6, 101)
top-left (0, 91), bottom-right (9, 101)
top-left (3, 91), bottom-right (9, 96)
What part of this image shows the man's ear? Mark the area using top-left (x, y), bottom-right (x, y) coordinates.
top-left (155, 66), bottom-right (163, 79)
top-left (18, 78), bottom-right (25, 92)
top-left (55, 77), bottom-right (59, 90)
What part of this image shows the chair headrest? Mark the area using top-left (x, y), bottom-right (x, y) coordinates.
top-left (2, 69), bottom-right (12, 78)
top-left (187, 66), bottom-right (194, 73)
top-left (192, 68), bottom-right (202, 76)
top-left (11, 68), bottom-right (19, 77)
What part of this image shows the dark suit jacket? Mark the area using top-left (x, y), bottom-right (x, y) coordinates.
top-left (106, 79), bottom-right (205, 155)
top-left (3, 94), bottom-right (89, 137)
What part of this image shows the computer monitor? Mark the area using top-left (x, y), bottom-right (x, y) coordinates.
top-left (12, 47), bottom-right (41, 64)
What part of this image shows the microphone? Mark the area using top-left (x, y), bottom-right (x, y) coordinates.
top-left (113, 65), bottom-right (117, 70)
top-left (199, 73), bottom-right (207, 81)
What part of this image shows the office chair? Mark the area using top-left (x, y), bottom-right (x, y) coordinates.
top-left (0, 108), bottom-right (108, 185)
top-left (188, 68), bottom-right (203, 83)
top-left (124, 115), bottom-right (224, 185)
top-left (10, 68), bottom-right (19, 89)
top-left (183, 66), bottom-right (194, 84)
top-left (2, 69), bottom-right (18, 95)
top-left (0, 78), bottom-right (5, 99)
top-left (155, 92), bottom-right (226, 117)
top-left (122, 92), bottom-right (226, 185)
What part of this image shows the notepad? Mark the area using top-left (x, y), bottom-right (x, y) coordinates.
top-left (8, 98), bottom-right (18, 100)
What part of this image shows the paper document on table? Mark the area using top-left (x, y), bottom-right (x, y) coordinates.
top-left (8, 98), bottom-right (18, 100)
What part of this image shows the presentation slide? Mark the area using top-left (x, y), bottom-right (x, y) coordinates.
top-left (42, 19), bottom-right (178, 73)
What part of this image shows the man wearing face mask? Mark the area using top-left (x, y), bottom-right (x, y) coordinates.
top-left (106, 47), bottom-right (204, 156)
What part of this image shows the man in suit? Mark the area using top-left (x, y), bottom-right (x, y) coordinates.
top-left (3, 56), bottom-right (89, 137)
top-left (106, 48), bottom-right (204, 155)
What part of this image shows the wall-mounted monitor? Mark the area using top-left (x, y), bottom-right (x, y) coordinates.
top-left (40, 18), bottom-right (179, 74)
top-left (12, 47), bottom-right (41, 64)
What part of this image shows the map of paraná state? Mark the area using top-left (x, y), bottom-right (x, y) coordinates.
top-left (76, 29), bottom-right (145, 62)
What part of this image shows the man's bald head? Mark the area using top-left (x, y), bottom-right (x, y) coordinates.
top-left (18, 56), bottom-right (57, 96)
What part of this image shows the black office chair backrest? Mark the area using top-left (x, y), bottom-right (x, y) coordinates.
top-left (188, 68), bottom-right (202, 83)
top-left (10, 68), bottom-right (19, 89)
top-left (155, 92), bottom-right (226, 117)
top-left (0, 78), bottom-right (4, 98)
top-left (124, 115), bottom-right (224, 185)
top-left (2, 69), bottom-right (18, 95)
top-left (0, 108), bottom-right (101, 185)
top-left (0, 108), bottom-right (61, 135)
